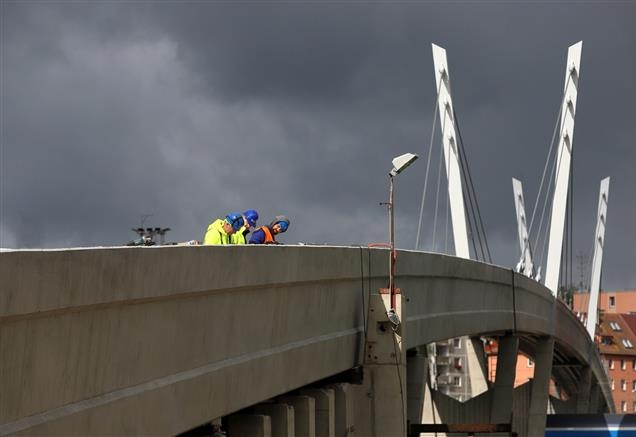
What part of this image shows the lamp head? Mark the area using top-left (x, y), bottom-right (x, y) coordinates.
top-left (386, 309), bottom-right (401, 327)
top-left (390, 152), bottom-right (418, 176)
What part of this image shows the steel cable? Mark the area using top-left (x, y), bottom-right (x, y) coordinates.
top-left (416, 79), bottom-right (444, 250)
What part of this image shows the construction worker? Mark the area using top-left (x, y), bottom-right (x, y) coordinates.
top-left (249, 216), bottom-right (290, 245)
top-left (203, 213), bottom-right (244, 245)
top-left (231, 209), bottom-right (259, 244)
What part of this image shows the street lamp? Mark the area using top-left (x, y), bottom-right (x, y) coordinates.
top-left (388, 153), bottom-right (418, 312)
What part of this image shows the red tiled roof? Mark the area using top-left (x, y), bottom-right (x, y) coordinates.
top-left (598, 313), bottom-right (636, 356)
top-left (622, 314), bottom-right (636, 335)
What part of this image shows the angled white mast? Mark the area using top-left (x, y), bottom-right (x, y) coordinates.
top-left (586, 177), bottom-right (610, 339)
top-left (431, 43), bottom-right (470, 259)
top-left (544, 41), bottom-right (583, 296)
top-left (512, 178), bottom-right (535, 278)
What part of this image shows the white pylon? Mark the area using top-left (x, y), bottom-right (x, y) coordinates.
top-left (545, 41), bottom-right (583, 296)
top-left (512, 178), bottom-right (535, 278)
top-left (431, 43), bottom-right (470, 259)
top-left (586, 177), bottom-right (610, 339)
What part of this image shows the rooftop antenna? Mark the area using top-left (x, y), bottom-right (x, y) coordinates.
top-left (128, 214), bottom-right (170, 246)
top-left (140, 214), bottom-right (153, 228)
top-left (576, 251), bottom-right (589, 291)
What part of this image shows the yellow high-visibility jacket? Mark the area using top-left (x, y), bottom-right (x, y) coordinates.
top-left (203, 219), bottom-right (232, 245)
top-left (231, 226), bottom-right (250, 244)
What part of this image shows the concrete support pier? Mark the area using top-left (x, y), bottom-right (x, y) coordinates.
top-left (490, 333), bottom-right (519, 424)
top-left (278, 395), bottom-right (316, 437)
top-left (300, 388), bottom-right (335, 437)
top-left (589, 382), bottom-right (601, 413)
top-left (575, 366), bottom-right (592, 413)
top-left (327, 383), bottom-right (354, 437)
top-left (227, 414), bottom-right (271, 437)
top-left (406, 346), bottom-right (428, 425)
top-left (527, 336), bottom-right (555, 437)
top-left (254, 403), bottom-right (295, 437)
top-left (362, 292), bottom-right (407, 437)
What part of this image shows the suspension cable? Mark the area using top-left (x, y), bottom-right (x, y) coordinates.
top-left (537, 193), bottom-right (553, 276)
top-left (415, 79), bottom-right (444, 250)
top-left (536, 132), bottom-right (570, 273)
top-left (444, 136), bottom-right (451, 253)
top-left (457, 126), bottom-right (483, 261)
top-left (432, 114), bottom-right (447, 251)
top-left (454, 109), bottom-right (492, 263)
top-left (536, 100), bottom-right (575, 277)
top-left (528, 73), bottom-right (573, 238)
top-left (462, 180), bottom-right (480, 260)
top-left (535, 142), bottom-right (560, 268)
top-left (532, 73), bottom-right (574, 271)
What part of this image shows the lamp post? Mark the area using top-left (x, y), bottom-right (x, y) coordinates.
top-left (360, 152), bottom-right (418, 436)
top-left (388, 153), bottom-right (419, 311)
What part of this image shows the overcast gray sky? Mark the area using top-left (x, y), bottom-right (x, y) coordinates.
top-left (1, 1), bottom-right (634, 290)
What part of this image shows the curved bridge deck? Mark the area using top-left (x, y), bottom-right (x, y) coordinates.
top-left (0, 245), bottom-right (612, 435)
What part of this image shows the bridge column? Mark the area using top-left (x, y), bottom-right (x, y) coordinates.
top-left (527, 336), bottom-right (555, 437)
top-left (326, 383), bottom-right (354, 437)
top-left (467, 336), bottom-right (489, 397)
top-left (589, 381), bottom-right (601, 413)
top-left (490, 334), bottom-right (519, 423)
top-left (278, 395), bottom-right (316, 437)
top-left (227, 414), bottom-right (272, 437)
top-left (575, 366), bottom-right (592, 413)
top-left (362, 292), bottom-right (407, 436)
top-left (406, 346), bottom-right (428, 424)
top-left (300, 388), bottom-right (335, 437)
top-left (254, 403), bottom-right (295, 437)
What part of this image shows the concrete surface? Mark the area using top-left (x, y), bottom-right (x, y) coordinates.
top-left (0, 245), bottom-right (613, 435)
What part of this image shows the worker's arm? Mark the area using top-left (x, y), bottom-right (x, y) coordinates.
top-left (231, 227), bottom-right (247, 244)
top-left (248, 229), bottom-right (265, 244)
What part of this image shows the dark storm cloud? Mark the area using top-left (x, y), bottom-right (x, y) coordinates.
top-left (1, 2), bottom-right (634, 290)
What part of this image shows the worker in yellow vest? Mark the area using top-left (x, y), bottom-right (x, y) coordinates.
top-left (203, 213), bottom-right (244, 245)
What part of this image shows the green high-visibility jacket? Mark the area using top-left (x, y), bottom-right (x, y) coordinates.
top-left (231, 226), bottom-right (249, 244)
top-left (203, 219), bottom-right (231, 245)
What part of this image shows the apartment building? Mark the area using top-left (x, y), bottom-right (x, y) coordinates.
top-left (598, 313), bottom-right (636, 413)
top-left (572, 289), bottom-right (636, 322)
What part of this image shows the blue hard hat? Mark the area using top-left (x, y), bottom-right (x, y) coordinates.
top-left (243, 209), bottom-right (259, 227)
top-left (270, 215), bottom-right (290, 233)
top-left (226, 213), bottom-right (245, 231)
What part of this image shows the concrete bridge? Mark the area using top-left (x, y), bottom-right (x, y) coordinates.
top-left (0, 245), bottom-right (613, 436)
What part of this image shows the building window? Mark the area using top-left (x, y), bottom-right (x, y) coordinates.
top-left (527, 358), bottom-right (535, 368)
top-left (610, 321), bottom-right (621, 331)
top-left (609, 296), bottom-right (616, 308)
top-left (622, 360), bottom-right (627, 370)
top-left (453, 357), bottom-right (462, 370)
top-left (611, 379), bottom-right (614, 391)
top-left (633, 359), bottom-right (636, 370)
top-left (633, 401), bottom-right (636, 413)
top-left (601, 336), bottom-right (613, 345)
top-left (453, 338), bottom-right (462, 349)
top-left (632, 380), bottom-right (636, 392)
top-left (621, 401), bottom-right (627, 412)
top-left (622, 339), bottom-right (634, 348)
top-left (621, 379), bottom-right (627, 391)
top-left (452, 376), bottom-right (462, 387)
top-left (609, 359), bottom-right (614, 370)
